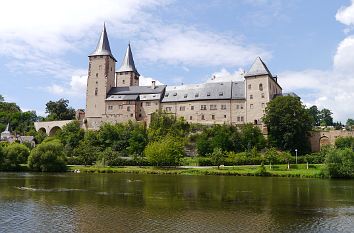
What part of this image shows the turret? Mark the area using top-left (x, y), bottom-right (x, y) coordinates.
top-left (85, 24), bottom-right (116, 129)
top-left (116, 43), bottom-right (140, 87)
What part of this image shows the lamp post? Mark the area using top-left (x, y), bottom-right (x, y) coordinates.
top-left (295, 149), bottom-right (298, 164)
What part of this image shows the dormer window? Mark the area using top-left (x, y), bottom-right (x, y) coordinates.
top-left (195, 93), bottom-right (199, 97)
top-left (165, 93), bottom-right (169, 97)
top-left (207, 92), bottom-right (211, 96)
top-left (184, 94), bottom-right (188, 98)
top-left (173, 93), bottom-right (177, 96)
top-left (219, 92), bottom-right (223, 96)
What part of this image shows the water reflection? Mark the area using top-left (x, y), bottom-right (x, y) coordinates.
top-left (0, 173), bottom-right (354, 232)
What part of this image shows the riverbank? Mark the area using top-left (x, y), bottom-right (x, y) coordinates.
top-left (68, 164), bottom-right (326, 178)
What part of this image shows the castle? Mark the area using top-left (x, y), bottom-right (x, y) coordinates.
top-left (84, 25), bottom-right (282, 130)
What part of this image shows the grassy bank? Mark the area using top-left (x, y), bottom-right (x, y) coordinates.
top-left (68, 164), bottom-right (326, 178)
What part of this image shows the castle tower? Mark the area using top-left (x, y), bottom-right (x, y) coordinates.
top-left (244, 57), bottom-right (282, 125)
top-left (85, 24), bottom-right (116, 129)
top-left (116, 43), bottom-right (140, 87)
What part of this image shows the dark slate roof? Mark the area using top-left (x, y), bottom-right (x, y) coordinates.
top-left (161, 82), bottom-right (245, 103)
top-left (107, 85), bottom-right (166, 95)
top-left (89, 24), bottom-right (116, 61)
top-left (117, 44), bottom-right (140, 76)
top-left (106, 95), bottom-right (139, 101)
top-left (231, 81), bottom-right (245, 99)
top-left (244, 57), bottom-right (272, 77)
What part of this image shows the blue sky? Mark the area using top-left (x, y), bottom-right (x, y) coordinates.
top-left (0, 0), bottom-right (354, 121)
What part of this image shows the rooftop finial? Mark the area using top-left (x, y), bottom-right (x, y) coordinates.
top-left (89, 23), bottom-right (116, 61)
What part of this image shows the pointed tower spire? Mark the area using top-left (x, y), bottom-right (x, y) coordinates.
top-left (89, 23), bottom-right (116, 61)
top-left (118, 43), bottom-right (140, 76)
top-left (244, 57), bottom-right (272, 77)
top-left (3, 123), bottom-right (9, 133)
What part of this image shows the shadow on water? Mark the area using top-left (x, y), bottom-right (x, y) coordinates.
top-left (1, 172), bottom-right (354, 232)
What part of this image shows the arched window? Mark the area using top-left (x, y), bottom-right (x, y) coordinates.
top-left (259, 83), bottom-right (263, 91)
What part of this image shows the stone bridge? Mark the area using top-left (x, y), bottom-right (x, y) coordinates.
top-left (309, 130), bottom-right (354, 152)
top-left (34, 120), bottom-right (74, 136)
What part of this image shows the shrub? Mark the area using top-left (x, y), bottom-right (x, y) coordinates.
top-left (325, 148), bottom-right (354, 178)
top-left (144, 136), bottom-right (184, 166)
top-left (209, 147), bottom-right (225, 168)
top-left (28, 140), bottom-right (67, 172)
top-left (335, 136), bottom-right (354, 150)
top-left (5, 143), bottom-right (30, 164)
top-left (73, 140), bottom-right (100, 166)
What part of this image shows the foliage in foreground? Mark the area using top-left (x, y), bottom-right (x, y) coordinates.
top-left (144, 136), bottom-right (185, 166)
top-left (325, 148), bottom-right (354, 178)
top-left (28, 140), bottom-right (67, 172)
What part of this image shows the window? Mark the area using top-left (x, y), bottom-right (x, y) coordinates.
top-left (95, 88), bottom-right (98, 96)
top-left (219, 92), bottom-right (224, 96)
top-left (146, 102), bottom-right (151, 106)
top-left (96, 73), bottom-right (98, 78)
top-left (191, 106), bottom-right (194, 110)
top-left (261, 93), bottom-right (265, 98)
top-left (241, 116), bottom-right (244, 121)
top-left (250, 95), bottom-right (253, 99)
top-left (259, 83), bottom-right (263, 91)
top-left (224, 115), bottom-right (227, 118)
top-left (119, 105), bottom-right (123, 109)
top-left (212, 115), bottom-right (215, 120)
top-left (210, 105), bottom-right (217, 110)
top-left (195, 93), bottom-right (199, 97)
top-left (122, 80), bottom-right (125, 84)
top-left (173, 93), bottom-right (177, 96)
top-left (237, 116), bottom-right (240, 122)
top-left (221, 105), bottom-right (226, 110)
top-left (201, 105), bottom-right (207, 110)
top-left (240, 104), bottom-right (244, 109)
top-left (262, 103), bottom-right (265, 108)
top-left (165, 93), bottom-right (169, 97)
top-left (184, 94), bottom-right (188, 98)
top-left (190, 116), bottom-right (193, 120)
top-left (207, 92), bottom-right (211, 96)
top-left (166, 107), bottom-right (172, 112)
top-left (201, 115), bottom-right (205, 120)
top-left (250, 104), bottom-right (254, 109)
top-left (248, 84), bottom-right (251, 89)
top-left (130, 114), bottom-right (133, 117)
top-left (180, 106), bottom-right (185, 111)
top-left (108, 105), bottom-right (113, 110)
top-left (127, 106), bottom-right (131, 112)
top-left (141, 103), bottom-right (143, 107)
top-left (236, 105), bottom-right (240, 109)
top-left (139, 114), bottom-right (142, 117)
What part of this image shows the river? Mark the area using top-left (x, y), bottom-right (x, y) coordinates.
top-left (0, 173), bottom-right (354, 232)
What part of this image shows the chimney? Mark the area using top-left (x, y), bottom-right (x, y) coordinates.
top-left (151, 80), bottom-right (156, 89)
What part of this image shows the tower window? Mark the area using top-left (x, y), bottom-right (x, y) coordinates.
top-left (250, 104), bottom-right (254, 109)
top-left (191, 106), bottom-right (194, 110)
top-left (248, 84), bottom-right (251, 89)
top-left (96, 73), bottom-right (98, 78)
top-left (259, 83), bottom-right (263, 91)
top-left (261, 93), bottom-right (265, 98)
top-left (95, 88), bottom-right (98, 96)
top-left (212, 115), bottom-right (215, 120)
top-left (123, 80), bottom-right (125, 84)
top-left (250, 95), bottom-right (253, 99)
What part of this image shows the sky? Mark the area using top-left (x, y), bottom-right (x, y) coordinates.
top-left (0, 0), bottom-right (354, 122)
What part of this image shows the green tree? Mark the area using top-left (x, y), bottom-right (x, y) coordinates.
top-left (127, 122), bottom-right (148, 156)
top-left (335, 136), bottom-right (354, 150)
top-left (209, 147), bottom-right (225, 169)
top-left (57, 121), bottom-right (84, 154)
top-left (325, 148), bottom-right (354, 178)
top-left (308, 105), bottom-right (320, 126)
top-left (28, 140), bottom-right (67, 172)
top-left (144, 136), bottom-right (184, 166)
top-left (0, 94), bottom-right (4, 102)
top-left (5, 143), bottom-right (30, 164)
top-left (148, 111), bottom-right (190, 141)
top-left (263, 96), bottom-right (313, 154)
top-left (346, 118), bottom-right (354, 130)
top-left (45, 98), bottom-right (75, 121)
top-left (73, 140), bottom-right (100, 166)
top-left (319, 108), bottom-right (333, 126)
top-left (240, 123), bottom-right (266, 151)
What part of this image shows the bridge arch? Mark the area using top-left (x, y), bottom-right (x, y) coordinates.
top-left (49, 126), bottom-right (61, 136)
top-left (34, 120), bottom-right (75, 136)
top-left (38, 127), bottom-right (47, 134)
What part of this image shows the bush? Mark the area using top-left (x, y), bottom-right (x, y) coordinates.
top-left (209, 147), bottom-right (225, 168)
top-left (325, 148), bottom-right (354, 178)
top-left (28, 140), bottom-right (67, 172)
top-left (73, 140), bottom-right (100, 166)
top-left (144, 136), bottom-right (184, 166)
top-left (335, 136), bottom-right (354, 150)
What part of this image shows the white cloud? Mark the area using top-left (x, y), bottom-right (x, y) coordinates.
top-left (137, 25), bottom-right (270, 67)
top-left (139, 76), bottom-right (164, 86)
top-left (336, 0), bottom-right (354, 26)
top-left (207, 68), bottom-right (244, 83)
